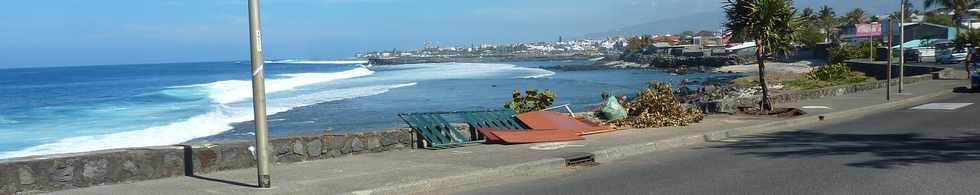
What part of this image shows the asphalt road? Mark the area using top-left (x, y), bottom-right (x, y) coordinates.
top-left (457, 93), bottom-right (980, 195)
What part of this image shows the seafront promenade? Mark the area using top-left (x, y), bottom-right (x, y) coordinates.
top-left (43, 77), bottom-right (966, 195)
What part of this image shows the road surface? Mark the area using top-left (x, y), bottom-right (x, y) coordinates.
top-left (456, 93), bottom-right (980, 195)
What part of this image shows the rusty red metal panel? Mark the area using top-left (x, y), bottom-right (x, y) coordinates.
top-left (516, 111), bottom-right (615, 135)
top-left (487, 129), bottom-right (583, 144)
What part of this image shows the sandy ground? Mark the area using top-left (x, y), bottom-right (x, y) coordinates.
top-left (716, 59), bottom-right (826, 74)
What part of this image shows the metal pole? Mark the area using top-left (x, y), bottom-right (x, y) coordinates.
top-left (870, 34), bottom-right (875, 61)
top-left (247, 0), bottom-right (272, 188)
top-left (899, 1), bottom-right (905, 93)
top-left (887, 19), bottom-right (893, 101)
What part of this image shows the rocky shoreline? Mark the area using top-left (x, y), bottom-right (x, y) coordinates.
top-left (367, 55), bottom-right (601, 66)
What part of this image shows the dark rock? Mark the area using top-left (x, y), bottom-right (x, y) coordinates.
top-left (47, 161), bottom-right (74, 184)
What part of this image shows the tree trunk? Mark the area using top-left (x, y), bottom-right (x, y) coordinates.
top-left (755, 40), bottom-right (773, 112)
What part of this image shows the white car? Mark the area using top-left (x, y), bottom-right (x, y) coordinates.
top-left (938, 48), bottom-right (967, 64)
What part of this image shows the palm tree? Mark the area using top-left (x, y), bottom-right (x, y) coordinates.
top-left (845, 8), bottom-right (868, 25)
top-left (924, 0), bottom-right (980, 30)
top-left (818, 5), bottom-right (838, 43)
top-left (802, 7), bottom-right (815, 22)
top-left (903, 0), bottom-right (917, 19)
top-left (925, 0), bottom-right (980, 76)
top-left (724, 0), bottom-right (801, 112)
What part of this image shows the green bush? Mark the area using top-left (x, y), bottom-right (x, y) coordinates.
top-left (827, 41), bottom-right (878, 63)
top-left (806, 63), bottom-right (852, 81)
top-left (504, 89), bottom-right (555, 113)
top-left (784, 63), bottom-right (868, 90)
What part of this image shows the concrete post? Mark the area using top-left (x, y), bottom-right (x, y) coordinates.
top-left (899, 1), bottom-right (905, 93)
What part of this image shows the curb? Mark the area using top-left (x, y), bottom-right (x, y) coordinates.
top-left (594, 89), bottom-right (951, 163)
top-left (350, 88), bottom-right (953, 195)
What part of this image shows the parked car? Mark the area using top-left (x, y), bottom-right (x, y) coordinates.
top-left (903, 49), bottom-right (921, 63)
top-left (937, 48), bottom-right (967, 64)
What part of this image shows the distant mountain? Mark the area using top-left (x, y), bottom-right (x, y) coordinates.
top-left (583, 11), bottom-right (725, 38)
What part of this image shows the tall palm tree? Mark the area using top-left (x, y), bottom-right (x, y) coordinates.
top-left (845, 8), bottom-right (868, 25)
top-left (802, 7), bottom-right (815, 22)
top-left (818, 5), bottom-right (838, 43)
top-left (903, 0), bottom-right (917, 19)
top-left (925, 0), bottom-right (980, 77)
top-left (924, 0), bottom-right (980, 30)
top-left (724, 0), bottom-right (801, 112)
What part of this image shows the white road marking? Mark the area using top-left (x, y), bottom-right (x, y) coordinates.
top-left (910, 103), bottom-right (974, 110)
top-left (802, 106), bottom-right (832, 109)
top-left (529, 142), bottom-right (585, 150)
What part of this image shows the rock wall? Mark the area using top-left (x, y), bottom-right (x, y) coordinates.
top-left (0, 129), bottom-right (414, 194)
top-left (845, 61), bottom-right (944, 80)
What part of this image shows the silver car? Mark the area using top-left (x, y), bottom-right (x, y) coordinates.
top-left (938, 48), bottom-right (967, 64)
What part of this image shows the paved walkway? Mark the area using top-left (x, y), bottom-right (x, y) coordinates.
top-left (48, 79), bottom-right (967, 195)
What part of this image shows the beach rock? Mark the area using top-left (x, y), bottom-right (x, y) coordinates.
top-left (18, 167), bottom-right (35, 185)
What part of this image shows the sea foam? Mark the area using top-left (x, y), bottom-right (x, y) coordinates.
top-left (186, 67), bottom-right (373, 104)
top-left (0, 82), bottom-right (417, 159)
top-left (266, 59), bottom-right (369, 64)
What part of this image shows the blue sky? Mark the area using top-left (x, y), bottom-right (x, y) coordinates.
top-left (0, 0), bottom-right (898, 68)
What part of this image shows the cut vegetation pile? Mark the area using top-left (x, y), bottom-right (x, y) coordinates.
top-left (612, 81), bottom-right (705, 128)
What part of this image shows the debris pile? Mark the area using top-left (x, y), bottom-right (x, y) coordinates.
top-left (613, 81), bottom-right (705, 128)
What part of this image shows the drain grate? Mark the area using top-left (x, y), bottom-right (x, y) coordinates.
top-left (559, 152), bottom-right (598, 167)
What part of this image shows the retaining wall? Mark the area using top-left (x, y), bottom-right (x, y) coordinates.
top-left (712, 74), bottom-right (935, 113)
top-left (0, 129), bottom-right (415, 194)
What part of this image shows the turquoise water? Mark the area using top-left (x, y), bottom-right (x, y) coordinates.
top-left (0, 60), bottom-right (734, 159)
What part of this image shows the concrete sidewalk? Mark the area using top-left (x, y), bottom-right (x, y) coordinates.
top-left (48, 79), bottom-right (966, 195)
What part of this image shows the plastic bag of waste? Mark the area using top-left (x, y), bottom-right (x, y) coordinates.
top-left (601, 97), bottom-right (627, 120)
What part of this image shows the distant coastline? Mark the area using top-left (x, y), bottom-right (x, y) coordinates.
top-left (366, 54), bottom-right (602, 66)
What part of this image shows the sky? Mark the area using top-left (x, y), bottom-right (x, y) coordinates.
top-left (0, 0), bottom-right (903, 68)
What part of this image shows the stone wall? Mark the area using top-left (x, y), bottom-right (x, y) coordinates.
top-left (0, 129), bottom-right (414, 194)
top-left (845, 61), bottom-right (944, 80)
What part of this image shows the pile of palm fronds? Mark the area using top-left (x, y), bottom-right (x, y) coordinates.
top-left (612, 81), bottom-right (705, 128)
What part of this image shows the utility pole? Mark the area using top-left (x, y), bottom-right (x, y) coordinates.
top-left (899, 1), bottom-right (905, 93)
top-left (887, 18), bottom-right (893, 101)
top-left (247, 0), bottom-right (272, 188)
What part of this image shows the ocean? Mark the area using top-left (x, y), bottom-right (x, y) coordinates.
top-left (0, 60), bottom-right (735, 159)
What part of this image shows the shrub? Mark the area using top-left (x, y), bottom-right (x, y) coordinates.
top-left (805, 63), bottom-right (852, 81)
top-left (784, 63), bottom-right (869, 90)
top-left (504, 89), bottom-right (555, 113)
top-left (612, 81), bottom-right (704, 128)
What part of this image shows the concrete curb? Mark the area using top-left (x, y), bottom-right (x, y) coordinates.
top-left (349, 89), bottom-right (953, 195)
top-left (595, 89), bottom-right (951, 163)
